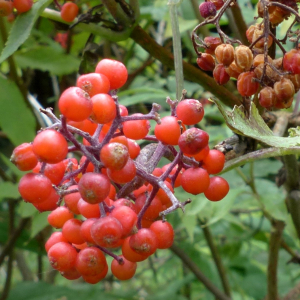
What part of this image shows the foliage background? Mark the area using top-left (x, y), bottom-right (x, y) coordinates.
top-left (0, 1), bottom-right (299, 300)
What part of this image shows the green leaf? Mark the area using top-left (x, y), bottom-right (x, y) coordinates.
top-left (0, 182), bottom-right (19, 201)
top-left (0, 77), bottom-right (36, 145)
top-left (18, 201), bottom-right (37, 218)
top-left (15, 46), bottom-right (80, 75)
top-left (0, 0), bottom-right (53, 63)
top-left (30, 211), bottom-right (50, 238)
top-left (214, 99), bottom-right (300, 147)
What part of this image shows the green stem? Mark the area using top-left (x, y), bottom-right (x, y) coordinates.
top-left (221, 146), bottom-right (300, 174)
top-left (168, 0), bottom-right (184, 100)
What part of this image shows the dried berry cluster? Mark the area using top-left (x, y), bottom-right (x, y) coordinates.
top-left (11, 59), bottom-right (229, 283)
top-left (195, 0), bottom-right (300, 110)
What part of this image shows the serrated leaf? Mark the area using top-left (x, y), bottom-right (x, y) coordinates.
top-left (0, 0), bottom-right (52, 63)
top-left (15, 46), bottom-right (80, 75)
top-left (0, 77), bottom-right (36, 145)
top-left (0, 181), bottom-right (20, 200)
top-left (214, 99), bottom-right (300, 147)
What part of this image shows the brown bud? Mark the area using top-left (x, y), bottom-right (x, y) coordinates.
top-left (196, 53), bottom-right (215, 72)
top-left (215, 44), bottom-right (235, 67)
top-left (234, 45), bottom-right (253, 71)
top-left (274, 78), bottom-right (295, 103)
top-left (225, 61), bottom-right (243, 79)
top-left (269, 6), bottom-right (285, 26)
top-left (259, 87), bottom-right (276, 109)
top-left (254, 64), bottom-right (275, 81)
top-left (253, 54), bottom-right (273, 68)
top-left (252, 26), bottom-right (273, 49)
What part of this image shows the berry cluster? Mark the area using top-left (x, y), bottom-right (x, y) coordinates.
top-left (195, 0), bottom-right (300, 110)
top-left (0, 0), bottom-right (32, 19)
top-left (11, 58), bottom-right (229, 283)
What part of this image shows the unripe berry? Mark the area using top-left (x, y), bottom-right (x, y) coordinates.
top-left (199, 1), bottom-right (217, 18)
top-left (215, 44), bottom-right (235, 67)
top-left (234, 45), bottom-right (253, 71)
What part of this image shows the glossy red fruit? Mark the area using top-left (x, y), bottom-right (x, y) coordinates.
top-left (18, 173), bottom-right (53, 204)
top-left (58, 87), bottom-right (92, 122)
top-left (75, 247), bottom-right (107, 276)
top-left (32, 130), bottom-right (68, 164)
top-left (111, 256), bottom-right (137, 280)
top-left (204, 176), bottom-right (229, 201)
top-left (122, 237), bottom-right (149, 262)
top-left (176, 99), bottom-right (204, 125)
top-left (48, 242), bottom-right (77, 272)
top-left (90, 93), bottom-right (116, 124)
top-left (150, 220), bottom-right (174, 249)
top-left (0, 0), bottom-right (13, 16)
top-left (202, 149), bottom-right (225, 174)
top-left (47, 206), bottom-right (74, 229)
top-left (33, 161), bottom-right (65, 185)
top-left (91, 216), bottom-right (123, 248)
top-left (33, 188), bottom-right (59, 212)
top-left (154, 116), bottom-right (182, 145)
top-left (78, 172), bottom-right (111, 204)
top-left (181, 168), bottom-right (210, 195)
top-left (196, 53), bottom-right (215, 71)
top-left (45, 232), bottom-right (69, 253)
top-left (129, 228), bottom-right (158, 256)
top-left (62, 219), bottom-right (85, 245)
top-left (77, 73), bottom-right (110, 97)
top-left (100, 142), bottom-right (129, 170)
top-left (123, 114), bottom-right (150, 140)
top-left (95, 59), bottom-right (128, 89)
top-left (135, 193), bottom-right (163, 221)
top-left (13, 0), bottom-right (32, 13)
top-left (61, 2), bottom-right (79, 23)
top-left (77, 198), bottom-right (100, 219)
top-left (10, 143), bottom-right (38, 171)
top-left (178, 128), bottom-right (209, 155)
top-left (107, 158), bottom-right (136, 184)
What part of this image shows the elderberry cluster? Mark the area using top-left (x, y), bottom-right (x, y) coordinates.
top-left (195, 0), bottom-right (300, 110)
top-left (11, 58), bottom-right (229, 283)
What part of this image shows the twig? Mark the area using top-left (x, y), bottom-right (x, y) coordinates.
top-left (170, 244), bottom-right (232, 300)
top-left (200, 220), bottom-right (231, 297)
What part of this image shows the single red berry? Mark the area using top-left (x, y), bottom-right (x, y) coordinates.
top-left (77, 73), bottom-right (110, 97)
top-left (62, 218), bottom-right (85, 245)
top-left (32, 130), bottom-right (68, 164)
top-left (61, 2), bottom-right (79, 23)
top-left (77, 198), bottom-right (100, 219)
top-left (154, 116), bottom-right (182, 145)
top-left (107, 158), bottom-right (136, 184)
top-left (283, 49), bottom-right (300, 74)
top-left (90, 93), bottom-right (116, 124)
top-left (237, 71), bottom-right (259, 97)
top-left (123, 114), bottom-right (150, 140)
top-left (176, 99), bottom-right (204, 125)
top-left (100, 142), bottom-right (129, 170)
top-left (0, 0), bottom-right (13, 16)
top-left (78, 172), bottom-right (111, 204)
top-left (13, 0), bottom-right (32, 13)
top-left (111, 256), bottom-right (137, 280)
top-left (202, 149), bottom-right (225, 174)
top-left (47, 206), bottom-right (74, 229)
top-left (129, 228), bottom-right (158, 256)
top-left (10, 143), bottom-right (38, 171)
top-left (45, 232), bottom-right (69, 253)
top-left (197, 53), bottom-right (215, 71)
top-left (204, 176), bottom-right (229, 201)
top-left (33, 188), bottom-right (59, 212)
top-left (213, 64), bottom-right (230, 85)
top-left (95, 59), bottom-right (128, 89)
top-left (150, 220), bottom-right (174, 249)
top-left (181, 167), bottom-right (210, 195)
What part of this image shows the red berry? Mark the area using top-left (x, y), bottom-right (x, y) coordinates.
top-left (90, 93), bottom-right (116, 124)
top-left (154, 116), bottom-right (182, 145)
top-left (48, 242), bottom-right (77, 272)
top-left (129, 228), bottom-right (158, 256)
top-left (58, 87), bottom-right (92, 122)
top-left (61, 2), bottom-right (79, 23)
top-left (47, 206), bottom-right (74, 229)
top-left (33, 188), bottom-right (59, 212)
top-left (77, 73), bottom-right (110, 97)
top-left (32, 130), bottom-right (68, 164)
top-left (213, 64), bottom-right (230, 85)
top-left (237, 71), bottom-right (259, 97)
top-left (18, 173), bottom-right (53, 204)
top-left (45, 232), bottom-right (69, 253)
top-left (135, 193), bottom-right (163, 221)
top-left (10, 143), bottom-right (38, 171)
top-left (13, 0), bottom-right (32, 13)
top-left (283, 49), bottom-right (300, 74)
top-left (202, 149), bottom-right (225, 174)
top-left (0, 0), bottom-right (13, 16)
top-left (204, 176), bottom-right (229, 201)
top-left (176, 99), bottom-right (204, 125)
top-left (107, 158), bottom-right (136, 184)
top-left (150, 220), bottom-right (174, 249)
top-left (111, 256), bottom-right (137, 280)
top-left (199, 1), bottom-right (217, 18)
top-left (123, 114), bottom-right (150, 140)
top-left (100, 142), bottom-right (129, 170)
top-left (196, 53), bottom-right (215, 71)
top-left (78, 172), bottom-right (111, 204)
top-left (33, 161), bottom-right (65, 185)
top-left (77, 198), bottom-right (100, 219)
top-left (181, 167), bottom-right (210, 195)
top-left (95, 59), bottom-right (128, 90)
top-left (62, 219), bottom-right (85, 245)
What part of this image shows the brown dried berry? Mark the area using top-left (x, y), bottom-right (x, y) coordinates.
top-left (234, 45), bottom-right (253, 71)
top-left (275, 97), bottom-right (293, 109)
top-left (196, 53), bottom-right (215, 71)
top-left (268, 6), bottom-right (285, 25)
top-left (252, 54), bottom-right (273, 68)
top-left (254, 64), bottom-right (278, 81)
top-left (285, 74), bottom-right (300, 92)
top-left (215, 44), bottom-right (235, 67)
top-left (274, 78), bottom-right (295, 103)
top-left (259, 87), bottom-right (276, 109)
top-left (225, 61), bottom-right (243, 79)
top-left (272, 57), bottom-right (283, 70)
top-left (252, 26), bottom-right (273, 49)
top-left (207, 0), bottom-right (224, 10)
top-left (213, 64), bottom-right (230, 85)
